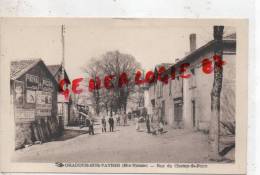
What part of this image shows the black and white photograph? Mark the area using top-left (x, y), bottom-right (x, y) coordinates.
top-left (0, 18), bottom-right (248, 174)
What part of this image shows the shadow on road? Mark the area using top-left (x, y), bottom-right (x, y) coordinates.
top-left (55, 129), bottom-right (88, 141)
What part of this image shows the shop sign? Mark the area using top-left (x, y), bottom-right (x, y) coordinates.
top-left (14, 80), bottom-right (24, 108)
top-left (26, 90), bottom-right (36, 104)
top-left (15, 108), bottom-right (35, 122)
top-left (26, 74), bottom-right (39, 90)
top-left (42, 78), bottom-right (54, 92)
top-left (36, 91), bottom-right (52, 116)
top-left (36, 107), bottom-right (52, 116)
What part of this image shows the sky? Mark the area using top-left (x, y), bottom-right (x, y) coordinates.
top-left (1, 18), bottom-right (234, 79)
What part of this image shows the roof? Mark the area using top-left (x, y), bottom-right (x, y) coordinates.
top-left (47, 64), bottom-right (71, 83)
top-left (165, 39), bottom-right (236, 75)
top-left (155, 63), bottom-right (173, 70)
top-left (224, 33), bottom-right (236, 40)
top-left (10, 59), bottom-right (59, 88)
top-left (153, 63), bottom-right (174, 76)
top-left (47, 65), bottom-right (61, 77)
top-left (10, 59), bottom-right (42, 80)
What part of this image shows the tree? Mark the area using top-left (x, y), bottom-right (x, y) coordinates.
top-left (209, 26), bottom-right (224, 160)
top-left (82, 58), bottom-right (103, 116)
top-left (83, 50), bottom-right (142, 117)
top-left (100, 50), bottom-right (141, 114)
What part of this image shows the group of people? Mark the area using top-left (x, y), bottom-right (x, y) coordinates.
top-left (101, 112), bottom-right (128, 133)
top-left (77, 105), bottom-right (165, 136)
top-left (101, 116), bottom-right (115, 132)
top-left (114, 112), bottom-right (128, 126)
top-left (135, 113), bottom-right (165, 135)
top-left (78, 105), bottom-right (130, 135)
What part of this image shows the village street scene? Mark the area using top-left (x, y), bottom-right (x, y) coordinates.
top-left (13, 120), bottom-right (209, 163)
top-left (7, 20), bottom-right (236, 163)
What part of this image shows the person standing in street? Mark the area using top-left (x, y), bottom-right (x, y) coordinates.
top-left (135, 115), bottom-right (140, 131)
top-left (123, 112), bottom-right (127, 126)
top-left (108, 116), bottom-right (114, 132)
top-left (146, 114), bottom-right (151, 133)
top-left (101, 116), bottom-right (107, 132)
top-left (115, 112), bottom-right (120, 126)
top-left (88, 118), bottom-right (95, 135)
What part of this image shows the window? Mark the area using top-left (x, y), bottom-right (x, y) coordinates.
top-left (160, 83), bottom-right (163, 97)
top-left (169, 79), bottom-right (172, 96)
top-left (151, 99), bottom-right (155, 108)
top-left (189, 68), bottom-right (196, 89)
top-left (190, 68), bottom-right (195, 75)
top-left (156, 82), bottom-right (163, 98)
top-left (174, 98), bottom-right (183, 122)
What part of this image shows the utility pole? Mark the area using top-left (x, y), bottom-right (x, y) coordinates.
top-left (61, 24), bottom-right (65, 76)
top-left (61, 24), bottom-right (65, 130)
top-left (209, 25), bottom-right (224, 160)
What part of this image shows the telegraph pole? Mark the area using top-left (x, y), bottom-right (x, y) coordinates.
top-left (61, 24), bottom-right (65, 130)
top-left (209, 25), bottom-right (224, 160)
top-left (61, 24), bottom-right (65, 79)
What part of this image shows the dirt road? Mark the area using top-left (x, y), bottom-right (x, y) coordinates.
top-left (13, 120), bottom-right (209, 163)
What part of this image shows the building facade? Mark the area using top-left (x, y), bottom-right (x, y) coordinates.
top-left (10, 59), bottom-right (61, 149)
top-left (147, 33), bottom-right (236, 132)
top-left (47, 65), bottom-right (72, 127)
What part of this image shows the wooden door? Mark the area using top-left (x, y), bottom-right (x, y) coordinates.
top-left (174, 99), bottom-right (183, 128)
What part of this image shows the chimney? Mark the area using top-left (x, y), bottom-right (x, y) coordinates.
top-left (213, 26), bottom-right (224, 40)
top-left (213, 26), bottom-right (224, 54)
top-left (189, 33), bottom-right (196, 52)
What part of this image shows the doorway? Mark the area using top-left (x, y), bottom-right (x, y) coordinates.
top-left (174, 98), bottom-right (183, 128)
top-left (161, 100), bottom-right (165, 123)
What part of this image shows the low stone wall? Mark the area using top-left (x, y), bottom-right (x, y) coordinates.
top-left (15, 123), bottom-right (33, 149)
top-left (15, 116), bottom-right (61, 150)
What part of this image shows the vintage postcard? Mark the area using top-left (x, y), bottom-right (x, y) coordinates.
top-left (0, 18), bottom-right (248, 174)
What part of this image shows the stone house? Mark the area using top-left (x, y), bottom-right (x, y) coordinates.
top-left (147, 63), bottom-right (174, 123)
top-left (147, 33), bottom-right (236, 132)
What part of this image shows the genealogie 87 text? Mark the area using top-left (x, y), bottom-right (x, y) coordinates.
top-left (59, 55), bottom-right (225, 99)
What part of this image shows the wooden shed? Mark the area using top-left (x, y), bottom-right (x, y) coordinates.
top-left (10, 59), bottom-right (62, 149)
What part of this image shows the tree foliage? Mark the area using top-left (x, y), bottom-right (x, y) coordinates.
top-left (83, 50), bottom-right (142, 116)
